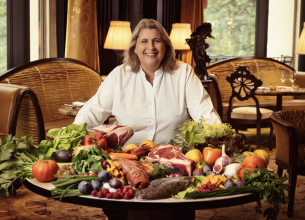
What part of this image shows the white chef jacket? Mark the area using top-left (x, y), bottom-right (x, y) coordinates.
top-left (73, 61), bottom-right (221, 146)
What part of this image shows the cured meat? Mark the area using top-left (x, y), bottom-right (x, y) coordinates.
top-left (146, 144), bottom-right (193, 176)
top-left (91, 125), bottom-right (134, 149)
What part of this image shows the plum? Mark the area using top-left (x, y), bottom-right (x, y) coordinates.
top-left (224, 179), bottom-right (234, 188)
top-left (102, 161), bottom-right (109, 169)
top-left (109, 178), bottom-right (122, 189)
top-left (235, 179), bottom-right (245, 186)
top-left (98, 170), bottom-right (109, 182)
top-left (78, 181), bottom-right (93, 194)
top-left (91, 180), bottom-right (102, 191)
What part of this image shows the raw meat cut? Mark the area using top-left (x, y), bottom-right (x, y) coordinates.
top-left (91, 125), bottom-right (134, 149)
top-left (146, 144), bottom-right (193, 176)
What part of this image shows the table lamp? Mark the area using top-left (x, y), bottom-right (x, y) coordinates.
top-left (104, 21), bottom-right (132, 65)
top-left (295, 22), bottom-right (305, 54)
top-left (169, 23), bottom-right (192, 60)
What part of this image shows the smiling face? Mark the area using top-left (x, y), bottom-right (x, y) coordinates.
top-left (134, 28), bottom-right (166, 74)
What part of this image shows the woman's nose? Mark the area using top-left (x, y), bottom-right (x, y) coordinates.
top-left (148, 41), bottom-right (156, 49)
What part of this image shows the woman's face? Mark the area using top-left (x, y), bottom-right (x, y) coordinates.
top-left (134, 28), bottom-right (166, 73)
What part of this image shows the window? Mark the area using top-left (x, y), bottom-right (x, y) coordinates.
top-left (204, 0), bottom-right (256, 56)
top-left (0, 0), bottom-right (6, 73)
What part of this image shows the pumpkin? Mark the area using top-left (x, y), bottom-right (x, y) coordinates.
top-left (242, 155), bottom-right (267, 171)
top-left (254, 149), bottom-right (269, 165)
top-left (32, 160), bottom-right (59, 182)
top-left (203, 147), bottom-right (222, 166)
top-left (242, 151), bottom-right (257, 157)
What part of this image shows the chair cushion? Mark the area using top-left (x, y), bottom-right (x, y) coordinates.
top-left (231, 107), bottom-right (273, 120)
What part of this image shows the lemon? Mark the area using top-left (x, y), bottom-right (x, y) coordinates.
top-left (139, 140), bottom-right (157, 150)
top-left (185, 149), bottom-right (203, 164)
top-left (123, 144), bottom-right (138, 152)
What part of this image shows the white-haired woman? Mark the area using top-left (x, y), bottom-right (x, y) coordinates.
top-left (74, 19), bottom-right (221, 146)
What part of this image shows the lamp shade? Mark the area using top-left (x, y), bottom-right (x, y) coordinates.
top-left (295, 22), bottom-right (305, 54)
top-left (104, 21), bottom-right (132, 50)
top-left (169, 23), bottom-right (192, 50)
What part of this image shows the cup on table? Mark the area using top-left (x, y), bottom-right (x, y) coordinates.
top-left (269, 81), bottom-right (277, 91)
top-left (293, 80), bottom-right (300, 90)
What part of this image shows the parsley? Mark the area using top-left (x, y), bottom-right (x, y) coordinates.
top-left (0, 135), bottom-right (54, 197)
top-left (243, 167), bottom-right (289, 220)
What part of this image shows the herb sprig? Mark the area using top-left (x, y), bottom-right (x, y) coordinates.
top-left (243, 167), bottom-right (289, 220)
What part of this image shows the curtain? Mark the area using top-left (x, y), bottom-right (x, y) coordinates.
top-left (180, 0), bottom-right (205, 66)
top-left (65, 0), bottom-right (100, 73)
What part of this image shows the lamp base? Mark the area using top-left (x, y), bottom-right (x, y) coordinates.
top-left (115, 50), bottom-right (123, 66)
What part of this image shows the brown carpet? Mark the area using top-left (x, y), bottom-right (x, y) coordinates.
top-left (0, 128), bottom-right (304, 220)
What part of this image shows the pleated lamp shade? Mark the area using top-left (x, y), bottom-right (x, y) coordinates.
top-left (104, 21), bottom-right (132, 50)
top-left (169, 23), bottom-right (192, 50)
top-left (295, 22), bottom-right (305, 54)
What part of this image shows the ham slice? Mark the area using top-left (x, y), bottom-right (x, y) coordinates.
top-left (91, 125), bottom-right (134, 149)
top-left (146, 144), bottom-right (193, 176)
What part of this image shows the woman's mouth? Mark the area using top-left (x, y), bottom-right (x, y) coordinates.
top-left (145, 53), bottom-right (158, 57)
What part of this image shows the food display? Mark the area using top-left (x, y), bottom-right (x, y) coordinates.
top-left (0, 120), bottom-right (289, 220)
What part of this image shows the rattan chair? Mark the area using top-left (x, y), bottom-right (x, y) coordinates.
top-left (269, 110), bottom-right (305, 217)
top-left (207, 56), bottom-right (296, 122)
top-left (0, 84), bottom-right (45, 142)
top-left (226, 65), bottom-right (273, 150)
top-left (0, 58), bottom-right (101, 144)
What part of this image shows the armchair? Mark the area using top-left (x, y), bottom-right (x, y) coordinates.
top-left (269, 110), bottom-right (305, 217)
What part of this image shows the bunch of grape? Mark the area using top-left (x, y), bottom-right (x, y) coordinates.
top-left (196, 181), bottom-right (217, 193)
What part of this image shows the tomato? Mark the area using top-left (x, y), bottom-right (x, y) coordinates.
top-left (91, 173), bottom-right (98, 176)
top-left (32, 160), bottom-right (59, 182)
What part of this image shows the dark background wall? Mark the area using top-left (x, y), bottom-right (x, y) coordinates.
top-left (55, 0), bottom-right (181, 76)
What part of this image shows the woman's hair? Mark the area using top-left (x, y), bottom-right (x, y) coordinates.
top-left (123, 19), bottom-right (178, 73)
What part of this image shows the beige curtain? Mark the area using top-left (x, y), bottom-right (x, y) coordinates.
top-left (65, 0), bottom-right (100, 73)
top-left (180, 0), bottom-right (205, 66)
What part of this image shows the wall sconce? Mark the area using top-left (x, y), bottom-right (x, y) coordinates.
top-left (104, 21), bottom-right (132, 65)
top-left (169, 23), bottom-right (192, 60)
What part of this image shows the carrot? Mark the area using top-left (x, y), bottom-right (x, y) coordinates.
top-left (109, 153), bottom-right (137, 160)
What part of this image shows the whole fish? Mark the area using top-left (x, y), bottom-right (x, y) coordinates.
top-left (135, 176), bottom-right (194, 200)
top-left (113, 158), bottom-right (149, 190)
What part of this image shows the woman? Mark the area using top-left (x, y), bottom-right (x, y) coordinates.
top-left (74, 19), bottom-right (221, 146)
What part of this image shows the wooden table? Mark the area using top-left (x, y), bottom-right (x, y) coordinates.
top-left (58, 106), bottom-right (81, 117)
top-left (255, 87), bottom-right (305, 111)
top-left (24, 178), bottom-right (259, 220)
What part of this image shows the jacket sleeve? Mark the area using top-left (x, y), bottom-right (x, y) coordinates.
top-left (185, 64), bottom-right (221, 124)
top-left (73, 69), bottom-right (117, 129)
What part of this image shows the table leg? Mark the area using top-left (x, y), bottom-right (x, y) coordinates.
top-left (276, 95), bottom-right (282, 111)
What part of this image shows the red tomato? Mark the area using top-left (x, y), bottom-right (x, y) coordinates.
top-left (32, 160), bottom-right (59, 182)
top-left (91, 173), bottom-right (98, 176)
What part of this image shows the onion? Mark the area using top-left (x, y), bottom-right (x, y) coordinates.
top-left (215, 144), bottom-right (233, 167)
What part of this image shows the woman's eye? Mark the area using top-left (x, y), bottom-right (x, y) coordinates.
top-left (154, 39), bottom-right (160, 43)
top-left (141, 40), bottom-right (147, 43)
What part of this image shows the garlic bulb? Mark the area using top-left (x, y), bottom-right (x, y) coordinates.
top-left (214, 144), bottom-right (233, 167)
